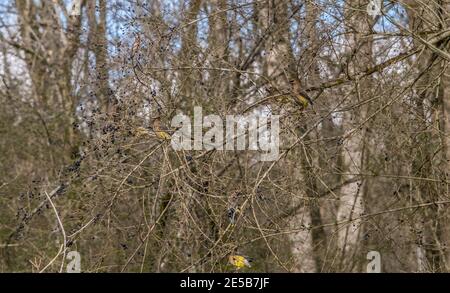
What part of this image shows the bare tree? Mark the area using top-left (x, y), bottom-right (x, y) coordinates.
top-left (1, 0), bottom-right (450, 273)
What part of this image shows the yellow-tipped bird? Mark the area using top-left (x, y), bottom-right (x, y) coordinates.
top-left (152, 116), bottom-right (172, 140)
top-left (294, 93), bottom-right (310, 108)
top-left (229, 255), bottom-right (252, 269)
top-left (290, 79), bottom-right (313, 109)
top-left (266, 78), bottom-right (313, 110)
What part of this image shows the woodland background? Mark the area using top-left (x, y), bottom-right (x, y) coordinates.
top-left (1, 0), bottom-right (450, 272)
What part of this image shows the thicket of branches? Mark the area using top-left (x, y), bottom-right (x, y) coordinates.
top-left (1, 0), bottom-right (449, 272)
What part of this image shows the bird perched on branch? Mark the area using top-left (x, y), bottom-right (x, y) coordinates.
top-left (289, 78), bottom-right (314, 109)
top-left (266, 78), bottom-right (313, 110)
top-left (152, 116), bottom-right (172, 140)
top-left (132, 116), bottom-right (171, 141)
top-left (229, 255), bottom-right (253, 269)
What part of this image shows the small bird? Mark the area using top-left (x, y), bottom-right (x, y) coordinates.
top-left (152, 116), bottom-right (172, 140)
top-left (229, 255), bottom-right (252, 269)
top-left (134, 126), bottom-right (171, 140)
top-left (265, 79), bottom-right (313, 110)
top-left (293, 93), bottom-right (311, 109)
top-left (290, 78), bottom-right (313, 109)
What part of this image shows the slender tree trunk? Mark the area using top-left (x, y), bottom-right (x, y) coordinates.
top-left (302, 0), bottom-right (328, 272)
top-left (337, 0), bottom-right (373, 271)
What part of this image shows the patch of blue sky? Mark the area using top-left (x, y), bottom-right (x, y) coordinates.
top-left (0, 0), bottom-right (17, 28)
top-left (197, 8), bottom-right (209, 48)
top-left (373, 2), bottom-right (412, 66)
top-left (317, 0), bottom-right (345, 35)
top-left (374, 1), bottom-right (408, 33)
top-left (0, 1), bottom-right (29, 86)
top-left (290, 17), bottom-right (302, 56)
top-left (234, 0), bottom-right (255, 34)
